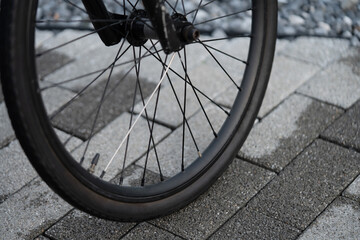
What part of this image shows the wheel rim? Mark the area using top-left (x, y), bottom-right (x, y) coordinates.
top-left (30, 0), bottom-right (266, 201)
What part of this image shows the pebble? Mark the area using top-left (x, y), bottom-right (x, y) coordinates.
top-left (288, 15), bottom-right (305, 25)
top-left (351, 36), bottom-right (360, 46)
top-left (341, 0), bottom-right (360, 10)
top-left (343, 16), bottom-right (353, 26)
top-left (318, 22), bottom-right (331, 33)
top-left (355, 29), bottom-right (360, 38)
top-left (342, 31), bottom-right (353, 39)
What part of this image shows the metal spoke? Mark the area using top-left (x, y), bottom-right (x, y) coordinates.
top-left (141, 50), bottom-right (169, 185)
top-left (197, 39), bottom-right (240, 90)
top-left (197, 34), bottom-right (252, 44)
top-left (131, 46), bottom-right (163, 182)
top-left (35, 0), bottom-right (257, 189)
top-left (36, 19), bottom-right (127, 57)
top-left (64, 0), bottom-right (88, 15)
top-left (178, 52), bottom-right (218, 138)
top-left (36, 19), bottom-right (120, 24)
top-left (145, 43), bottom-right (201, 156)
top-left (123, 0), bottom-right (126, 14)
top-left (181, 0), bottom-right (186, 15)
top-left (61, 42), bottom-right (161, 146)
top-left (63, 62), bottom-right (136, 145)
top-left (112, 0), bottom-right (132, 13)
top-left (194, 8), bottom-right (252, 26)
top-left (101, 53), bottom-right (177, 178)
top-left (133, 0), bottom-right (141, 9)
top-left (181, 48), bottom-right (187, 171)
top-left (80, 38), bottom-right (126, 164)
top-left (191, 0), bottom-right (203, 24)
top-left (142, 45), bottom-right (230, 116)
top-left (164, 0), bottom-right (177, 13)
top-left (125, 0), bottom-right (136, 10)
top-left (174, 0), bottom-right (180, 9)
top-left (49, 44), bottom-right (132, 120)
top-left (202, 43), bottom-right (247, 65)
top-left (118, 62), bottom-right (139, 185)
top-left (40, 47), bottom-right (164, 91)
top-left (185, 0), bottom-right (217, 16)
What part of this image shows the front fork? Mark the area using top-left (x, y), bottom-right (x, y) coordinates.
top-left (82, 0), bottom-right (182, 53)
top-left (81, 0), bottom-right (123, 46)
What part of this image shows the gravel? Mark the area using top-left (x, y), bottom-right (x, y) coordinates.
top-left (277, 0), bottom-right (360, 46)
top-left (37, 0), bottom-right (360, 45)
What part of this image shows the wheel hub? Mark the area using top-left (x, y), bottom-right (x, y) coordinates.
top-left (126, 11), bottom-right (200, 49)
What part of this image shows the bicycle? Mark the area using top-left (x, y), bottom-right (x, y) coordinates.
top-left (0, 0), bottom-right (277, 221)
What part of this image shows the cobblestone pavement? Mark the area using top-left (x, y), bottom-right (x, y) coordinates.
top-left (0, 30), bottom-right (359, 239)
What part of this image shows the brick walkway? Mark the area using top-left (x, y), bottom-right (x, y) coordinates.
top-left (0, 30), bottom-right (359, 239)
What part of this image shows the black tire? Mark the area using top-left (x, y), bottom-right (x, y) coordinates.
top-left (0, 0), bottom-right (277, 221)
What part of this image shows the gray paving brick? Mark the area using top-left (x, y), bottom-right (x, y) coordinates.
top-left (134, 47), bottom-right (169, 85)
top-left (299, 197), bottom-right (360, 240)
top-left (45, 166), bottom-right (160, 239)
top-left (134, 38), bottom-right (232, 127)
top-left (36, 47), bottom-right (72, 79)
top-left (0, 131), bottom-right (82, 203)
top-left (71, 112), bottom-right (171, 181)
top-left (185, 37), bottom-right (249, 112)
top-left (41, 86), bottom-right (75, 115)
top-left (239, 94), bottom-right (343, 172)
top-left (209, 207), bottom-right (300, 240)
top-left (247, 140), bottom-right (360, 230)
top-left (122, 223), bottom-right (181, 240)
top-left (52, 73), bottom-right (155, 140)
top-left (343, 175), bottom-right (360, 202)
top-left (275, 39), bottom-right (290, 53)
top-left (133, 35), bottom-right (240, 127)
top-left (42, 41), bottom-right (132, 92)
top-left (0, 178), bottom-right (72, 239)
top-left (280, 37), bottom-right (350, 67)
top-left (41, 29), bottom-right (101, 59)
top-left (0, 141), bottom-right (37, 203)
top-left (54, 128), bottom-right (84, 152)
top-left (136, 105), bottom-right (228, 177)
top-left (0, 87), bottom-right (74, 150)
top-left (321, 100), bottom-right (360, 152)
top-left (34, 235), bottom-right (50, 240)
top-left (139, 39), bottom-right (211, 85)
top-left (258, 55), bottom-right (320, 117)
top-left (214, 84), bottom-right (238, 109)
top-left (297, 48), bottom-right (360, 109)
top-left (215, 55), bottom-right (320, 118)
top-left (46, 209), bottom-right (135, 240)
top-left (35, 30), bottom-right (54, 48)
top-left (0, 102), bottom-right (15, 148)
top-left (111, 164), bottom-right (162, 187)
top-left (151, 160), bottom-right (276, 239)
top-left (210, 37), bottom-right (282, 111)
top-left (202, 37), bottom-right (249, 82)
top-left (204, 38), bottom-right (288, 111)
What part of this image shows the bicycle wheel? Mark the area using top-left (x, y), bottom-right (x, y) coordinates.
top-left (0, 0), bottom-right (277, 221)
